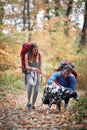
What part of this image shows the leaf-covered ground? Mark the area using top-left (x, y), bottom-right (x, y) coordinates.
top-left (0, 90), bottom-right (87, 130)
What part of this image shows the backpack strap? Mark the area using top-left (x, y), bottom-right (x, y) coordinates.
top-left (66, 77), bottom-right (70, 86)
top-left (38, 53), bottom-right (42, 68)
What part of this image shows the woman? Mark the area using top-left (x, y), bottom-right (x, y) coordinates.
top-left (25, 43), bottom-right (42, 110)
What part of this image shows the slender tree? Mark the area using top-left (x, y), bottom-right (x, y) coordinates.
top-left (27, 0), bottom-right (31, 31)
top-left (64, 0), bottom-right (74, 36)
top-left (0, 2), bottom-right (4, 25)
top-left (80, 0), bottom-right (87, 46)
top-left (44, 0), bottom-right (50, 20)
top-left (66, 0), bottom-right (73, 16)
top-left (54, 0), bottom-right (60, 16)
top-left (0, 1), bottom-right (5, 34)
top-left (23, 0), bottom-right (26, 30)
top-left (22, 0), bottom-right (31, 31)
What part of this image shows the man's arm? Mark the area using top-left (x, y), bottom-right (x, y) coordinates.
top-left (48, 72), bottom-right (59, 85)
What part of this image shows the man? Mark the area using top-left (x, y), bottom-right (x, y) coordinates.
top-left (55, 60), bottom-right (78, 80)
top-left (48, 64), bottom-right (77, 110)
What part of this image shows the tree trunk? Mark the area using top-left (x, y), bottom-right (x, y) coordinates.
top-left (66, 0), bottom-right (73, 16)
top-left (0, 2), bottom-right (4, 34)
top-left (23, 0), bottom-right (26, 30)
top-left (0, 2), bottom-right (4, 25)
top-left (54, 0), bottom-right (60, 16)
top-left (64, 0), bottom-right (73, 36)
top-left (27, 0), bottom-right (31, 31)
top-left (44, 0), bottom-right (50, 20)
top-left (80, 1), bottom-right (87, 46)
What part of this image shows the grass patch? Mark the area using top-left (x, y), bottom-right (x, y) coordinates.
top-left (0, 73), bottom-right (24, 92)
top-left (68, 96), bottom-right (87, 123)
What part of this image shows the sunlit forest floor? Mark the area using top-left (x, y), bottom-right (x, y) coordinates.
top-left (0, 89), bottom-right (87, 130)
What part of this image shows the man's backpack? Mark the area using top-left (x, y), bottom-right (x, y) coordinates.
top-left (55, 60), bottom-right (78, 80)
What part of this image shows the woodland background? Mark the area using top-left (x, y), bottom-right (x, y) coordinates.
top-left (0, 0), bottom-right (87, 130)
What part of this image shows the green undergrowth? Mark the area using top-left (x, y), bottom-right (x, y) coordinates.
top-left (0, 73), bottom-right (43, 94)
top-left (0, 73), bottom-right (25, 103)
top-left (68, 95), bottom-right (87, 123)
top-left (0, 73), bottom-right (25, 92)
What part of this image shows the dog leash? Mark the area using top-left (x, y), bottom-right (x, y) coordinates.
top-left (38, 70), bottom-right (61, 87)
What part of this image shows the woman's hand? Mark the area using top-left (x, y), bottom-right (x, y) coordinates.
top-left (32, 67), bottom-right (39, 72)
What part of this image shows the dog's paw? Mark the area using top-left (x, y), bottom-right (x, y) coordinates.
top-left (64, 103), bottom-right (69, 111)
top-left (46, 109), bottom-right (50, 114)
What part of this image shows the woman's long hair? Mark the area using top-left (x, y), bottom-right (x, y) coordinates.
top-left (28, 43), bottom-right (38, 61)
top-left (29, 43), bottom-right (38, 52)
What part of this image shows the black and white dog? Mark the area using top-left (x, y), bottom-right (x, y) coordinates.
top-left (40, 83), bottom-right (79, 113)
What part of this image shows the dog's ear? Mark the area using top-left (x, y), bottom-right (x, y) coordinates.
top-left (72, 92), bottom-right (79, 101)
top-left (72, 92), bottom-right (77, 97)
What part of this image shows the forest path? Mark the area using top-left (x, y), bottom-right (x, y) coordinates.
top-left (0, 90), bottom-right (87, 130)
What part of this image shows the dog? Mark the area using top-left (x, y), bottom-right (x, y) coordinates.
top-left (40, 83), bottom-right (79, 113)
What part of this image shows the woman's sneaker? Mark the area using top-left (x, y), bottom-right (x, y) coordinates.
top-left (27, 104), bottom-right (32, 110)
top-left (32, 106), bottom-right (35, 109)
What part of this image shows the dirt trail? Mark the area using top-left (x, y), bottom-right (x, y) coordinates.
top-left (0, 90), bottom-right (87, 130)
